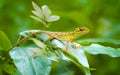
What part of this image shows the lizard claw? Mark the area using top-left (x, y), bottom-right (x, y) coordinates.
top-left (72, 42), bottom-right (81, 49)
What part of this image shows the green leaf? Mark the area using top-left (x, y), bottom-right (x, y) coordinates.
top-left (18, 30), bottom-right (91, 75)
top-left (0, 31), bottom-right (12, 51)
top-left (14, 70), bottom-right (22, 75)
top-left (77, 38), bottom-right (120, 45)
top-left (51, 39), bottom-right (91, 75)
top-left (58, 49), bottom-right (91, 75)
top-left (83, 44), bottom-right (120, 57)
top-left (9, 47), bottom-right (52, 75)
top-left (2, 63), bottom-right (16, 75)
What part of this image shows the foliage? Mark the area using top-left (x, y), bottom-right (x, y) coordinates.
top-left (0, 0), bottom-right (120, 75)
top-left (0, 31), bottom-right (16, 75)
top-left (0, 31), bottom-right (12, 51)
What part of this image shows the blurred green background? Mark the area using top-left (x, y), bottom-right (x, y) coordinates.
top-left (0, 0), bottom-right (120, 75)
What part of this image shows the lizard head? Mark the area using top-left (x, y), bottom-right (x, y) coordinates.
top-left (78, 27), bottom-right (89, 33)
top-left (73, 27), bottom-right (90, 37)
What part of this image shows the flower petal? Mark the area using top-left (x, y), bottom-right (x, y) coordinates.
top-left (32, 2), bottom-right (43, 18)
top-left (30, 15), bottom-right (42, 22)
top-left (32, 11), bottom-right (43, 19)
top-left (30, 15), bottom-right (46, 25)
top-left (42, 5), bottom-right (51, 18)
top-left (47, 15), bottom-right (60, 22)
top-left (32, 2), bottom-right (41, 12)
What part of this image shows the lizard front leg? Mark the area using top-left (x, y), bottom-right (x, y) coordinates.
top-left (65, 38), bottom-right (73, 51)
top-left (71, 42), bottom-right (81, 49)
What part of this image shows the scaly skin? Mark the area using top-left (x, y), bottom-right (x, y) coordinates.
top-left (38, 27), bottom-right (90, 50)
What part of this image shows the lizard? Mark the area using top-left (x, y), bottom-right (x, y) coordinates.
top-left (37, 27), bottom-right (90, 50)
top-left (16, 27), bottom-right (89, 51)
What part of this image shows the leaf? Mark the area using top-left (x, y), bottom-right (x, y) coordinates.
top-left (0, 31), bottom-right (12, 51)
top-left (14, 70), bottom-right (22, 75)
top-left (51, 66), bottom-right (74, 75)
top-left (15, 30), bottom-right (91, 75)
top-left (83, 44), bottom-right (120, 57)
top-left (77, 38), bottom-right (120, 45)
top-left (58, 49), bottom-right (91, 75)
top-left (51, 39), bottom-right (91, 75)
top-left (16, 30), bottom-right (91, 75)
top-left (9, 47), bottom-right (52, 75)
top-left (2, 63), bottom-right (16, 75)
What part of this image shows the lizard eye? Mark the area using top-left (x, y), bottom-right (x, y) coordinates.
top-left (79, 28), bottom-right (84, 31)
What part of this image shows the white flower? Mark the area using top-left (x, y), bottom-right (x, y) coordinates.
top-left (30, 2), bottom-right (60, 27)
